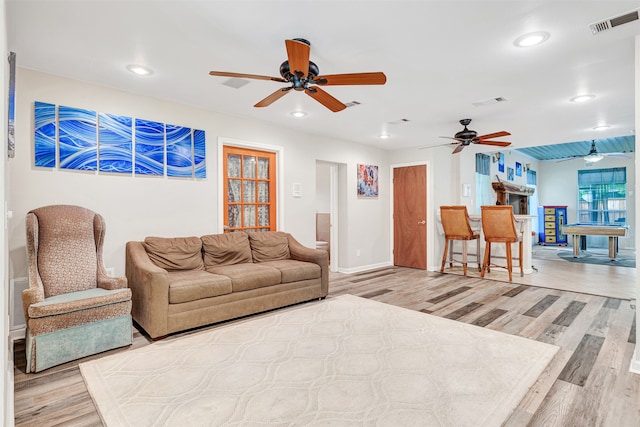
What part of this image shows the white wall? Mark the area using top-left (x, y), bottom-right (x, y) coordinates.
top-left (537, 155), bottom-right (635, 250)
top-left (315, 161), bottom-right (331, 213)
top-left (8, 68), bottom-right (391, 282)
top-left (1, 0), bottom-right (14, 423)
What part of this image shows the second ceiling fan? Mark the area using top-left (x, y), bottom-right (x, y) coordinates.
top-left (209, 38), bottom-right (387, 112)
top-left (440, 119), bottom-right (511, 153)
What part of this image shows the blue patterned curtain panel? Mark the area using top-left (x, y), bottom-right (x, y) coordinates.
top-left (135, 119), bottom-right (165, 175)
top-left (194, 129), bottom-right (206, 179)
top-left (99, 113), bottom-right (133, 173)
top-left (58, 106), bottom-right (98, 170)
top-left (34, 101), bottom-right (56, 168)
top-left (166, 124), bottom-right (193, 177)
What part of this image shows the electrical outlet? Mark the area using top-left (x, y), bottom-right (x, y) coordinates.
top-left (106, 267), bottom-right (115, 277)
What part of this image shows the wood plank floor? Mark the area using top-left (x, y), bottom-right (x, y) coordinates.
top-left (442, 246), bottom-right (636, 300)
top-left (13, 266), bottom-right (640, 426)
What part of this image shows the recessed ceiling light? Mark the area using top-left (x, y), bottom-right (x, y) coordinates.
top-left (290, 111), bottom-right (307, 118)
top-left (126, 64), bottom-right (153, 76)
top-left (514, 31), bottom-right (550, 47)
top-left (570, 94), bottom-right (596, 103)
top-left (378, 133), bottom-right (391, 139)
top-left (593, 125), bottom-right (610, 131)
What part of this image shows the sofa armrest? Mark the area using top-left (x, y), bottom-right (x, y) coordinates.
top-left (125, 241), bottom-right (170, 338)
top-left (286, 234), bottom-right (329, 297)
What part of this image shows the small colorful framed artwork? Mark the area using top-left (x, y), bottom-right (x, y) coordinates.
top-left (357, 164), bottom-right (379, 197)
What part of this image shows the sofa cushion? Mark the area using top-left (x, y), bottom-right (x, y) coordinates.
top-left (167, 270), bottom-right (232, 304)
top-left (202, 232), bottom-right (252, 268)
top-left (206, 263), bottom-right (281, 292)
top-left (247, 231), bottom-right (290, 262)
top-left (258, 260), bottom-right (321, 284)
top-left (143, 236), bottom-right (204, 271)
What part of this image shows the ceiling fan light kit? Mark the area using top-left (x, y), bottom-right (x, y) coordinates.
top-left (209, 38), bottom-right (386, 113)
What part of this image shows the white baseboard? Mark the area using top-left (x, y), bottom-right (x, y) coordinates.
top-left (10, 328), bottom-right (25, 341)
top-left (338, 261), bottom-right (393, 274)
top-left (630, 346), bottom-right (640, 375)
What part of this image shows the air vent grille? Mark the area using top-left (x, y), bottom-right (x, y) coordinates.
top-left (344, 101), bottom-right (361, 108)
top-left (388, 118), bottom-right (410, 125)
top-left (222, 78), bottom-right (250, 89)
top-left (589, 9), bottom-right (639, 34)
top-left (472, 97), bottom-right (508, 107)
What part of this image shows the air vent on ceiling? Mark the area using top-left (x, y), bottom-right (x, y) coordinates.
top-left (589, 8), bottom-right (639, 34)
top-left (222, 78), bottom-right (250, 89)
top-left (388, 118), bottom-right (410, 125)
top-left (472, 96), bottom-right (507, 107)
top-left (344, 101), bottom-right (361, 108)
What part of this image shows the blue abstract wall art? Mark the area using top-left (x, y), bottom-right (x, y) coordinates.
top-left (194, 129), bottom-right (206, 179)
top-left (58, 106), bottom-right (98, 170)
top-left (135, 118), bottom-right (165, 176)
top-left (33, 101), bottom-right (206, 178)
top-left (166, 124), bottom-right (193, 177)
top-left (34, 101), bottom-right (56, 168)
top-left (99, 113), bottom-right (133, 173)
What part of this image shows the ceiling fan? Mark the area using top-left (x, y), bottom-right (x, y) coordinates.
top-left (209, 38), bottom-right (387, 112)
top-left (437, 119), bottom-right (511, 154)
top-left (557, 140), bottom-right (630, 163)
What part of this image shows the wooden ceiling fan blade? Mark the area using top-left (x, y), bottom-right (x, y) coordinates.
top-left (209, 71), bottom-right (285, 82)
top-left (477, 131), bottom-right (511, 140)
top-left (315, 72), bottom-right (387, 86)
top-left (305, 86), bottom-right (347, 112)
top-left (254, 88), bottom-right (290, 108)
top-left (478, 140), bottom-right (511, 147)
top-left (452, 144), bottom-right (465, 154)
top-left (286, 39), bottom-right (310, 78)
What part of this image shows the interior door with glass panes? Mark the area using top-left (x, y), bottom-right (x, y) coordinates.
top-left (223, 146), bottom-right (276, 232)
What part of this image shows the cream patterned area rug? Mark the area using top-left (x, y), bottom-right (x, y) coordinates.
top-left (80, 294), bottom-right (559, 426)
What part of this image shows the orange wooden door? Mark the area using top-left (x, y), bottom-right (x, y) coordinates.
top-left (393, 165), bottom-right (427, 269)
top-left (223, 146), bottom-right (276, 232)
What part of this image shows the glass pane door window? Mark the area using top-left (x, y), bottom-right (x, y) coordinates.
top-left (223, 146), bottom-right (276, 232)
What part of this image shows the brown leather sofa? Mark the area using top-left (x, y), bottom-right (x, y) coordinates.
top-left (125, 231), bottom-right (328, 339)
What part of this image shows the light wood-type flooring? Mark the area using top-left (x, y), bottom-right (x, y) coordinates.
top-left (13, 262), bottom-right (640, 426)
top-left (441, 246), bottom-right (636, 300)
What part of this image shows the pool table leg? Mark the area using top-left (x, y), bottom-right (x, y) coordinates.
top-left (572, 235), bottom-right (580, 258)
top-left (608, 236), bottom-right (617, 260)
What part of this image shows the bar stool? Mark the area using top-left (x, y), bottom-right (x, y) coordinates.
top-left (439, 206), bottom-right (481, 276)
top-left (480, 205), bottom-right (523, 281)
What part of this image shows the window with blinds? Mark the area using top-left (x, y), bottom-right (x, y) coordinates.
top-left (577, 167), bottom-right (626, 224)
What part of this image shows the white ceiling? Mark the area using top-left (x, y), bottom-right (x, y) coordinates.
top-left (6, 1), bottom-right (639, 151)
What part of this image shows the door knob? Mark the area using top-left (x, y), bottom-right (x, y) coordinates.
top-left (418, 220), bottom-right (426, 225)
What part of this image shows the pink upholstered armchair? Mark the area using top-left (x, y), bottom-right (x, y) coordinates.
top-left (23, 205), bottom-right (132, 373)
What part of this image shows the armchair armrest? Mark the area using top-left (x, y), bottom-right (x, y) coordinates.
top-left (125, 241), bottom-right (170, 338)
top-left (286, 234), bottom-right (329, 297)
top-left (97, 274), bottom-right (128, 290)
top-left (22, 287), bottom-right (44, 324)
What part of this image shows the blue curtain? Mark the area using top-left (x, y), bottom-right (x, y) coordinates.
top-left (526, 169), bottom-right (536, 185)
top-left (475, 153), bottom-right (490, 176)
